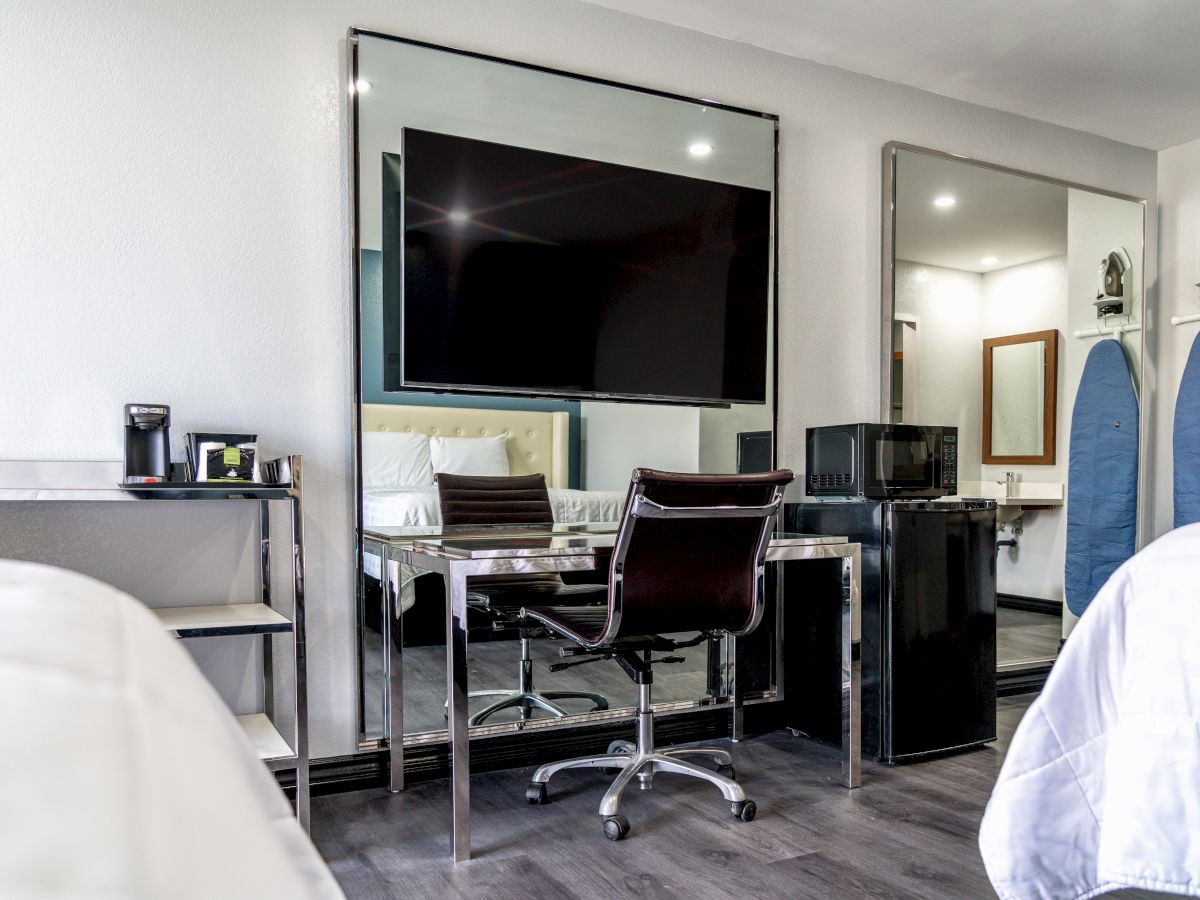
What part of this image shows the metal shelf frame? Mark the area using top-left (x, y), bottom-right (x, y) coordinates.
top-left (0, 455), bottom-right (309, 830)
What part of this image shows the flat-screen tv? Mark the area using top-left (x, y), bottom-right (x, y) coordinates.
top-left (381, 128), bottom-right (771, 405)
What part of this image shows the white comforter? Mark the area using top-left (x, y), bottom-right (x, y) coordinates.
top-left (979, 524), bottom-right (1200, 899)
top-left (0, 560), bottom-right (343, 900)
top-left (362, 483), bottom-right (625, 528)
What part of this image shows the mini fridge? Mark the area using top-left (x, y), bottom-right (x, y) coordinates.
top-left (785, 500), bottom-right (997, 762)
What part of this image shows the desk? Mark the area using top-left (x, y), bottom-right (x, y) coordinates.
top-left (364, 526), bottom-right (861, 863)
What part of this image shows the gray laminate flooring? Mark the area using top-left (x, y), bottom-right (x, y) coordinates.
top-left (314, 695), bottom-right (1040, 899)
top-left (996, 608), bottom-right (1061, 665)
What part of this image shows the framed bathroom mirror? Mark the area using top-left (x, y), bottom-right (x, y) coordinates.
top-left (982, 329), bottom-right (1059, 464)
top-left (881, 142), bottom-right (1146, 674)
top-left (351, 31), bottom-right (779, 750)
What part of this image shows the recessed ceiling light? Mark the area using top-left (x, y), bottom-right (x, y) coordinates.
top-left (688, 142), bottom-right (714, 158)
top-left (355, 79), bottom-right (373, 93)
top-left (447, 209), bottom-right (470, 224)
top-left (981, 255), bottom-right (998, 265)
top-left (933, 195), bottom-right (956, 208)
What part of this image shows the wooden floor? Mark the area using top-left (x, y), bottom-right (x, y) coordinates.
top-left (313, 696), bottom-right (1037, 899)
top-left (996, 608), bottom-right (1061, 665)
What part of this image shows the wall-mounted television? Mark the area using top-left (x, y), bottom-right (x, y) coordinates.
top-left (382, 128), bottom-right (771, 406)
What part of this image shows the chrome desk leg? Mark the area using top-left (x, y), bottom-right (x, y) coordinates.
top-left (385, 556), bottom-right (404, 792)
top-left (260, 501), bottom-right (274, 723)
top-left (841, 547), bottom-right (862, 789)
top-left (290, 488), bottom-right (310, 831)
top-left (447, 569), bottom-right (471, 862)
top-left (729, 633), bottom-right (742, 742)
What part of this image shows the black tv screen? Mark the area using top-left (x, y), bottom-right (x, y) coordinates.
top-left (382, 128), bottom-right (771, 405)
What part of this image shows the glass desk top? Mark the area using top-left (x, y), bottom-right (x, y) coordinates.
top-left (362, 522), bottom-right (619, 543)
top-left (362, 524), bottom-right (849, 559)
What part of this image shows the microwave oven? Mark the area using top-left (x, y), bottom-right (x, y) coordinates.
top-left (805, 423), bottom-right (958, 499)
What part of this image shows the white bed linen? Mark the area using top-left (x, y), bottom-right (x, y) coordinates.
top-left (362, 485), bottom-right (624, 580)
top-left (363, 483), bottom-right (624, 529)
top-left (979, 523), bottom-right (1200, 899)
top-left (0, 560), bottom-right (344, 900)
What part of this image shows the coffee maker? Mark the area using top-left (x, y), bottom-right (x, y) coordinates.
top-left (123, 404), bottom-right (171, 483)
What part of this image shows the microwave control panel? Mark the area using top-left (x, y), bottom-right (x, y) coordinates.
top-left (941, 434), bottom-right (957, 489)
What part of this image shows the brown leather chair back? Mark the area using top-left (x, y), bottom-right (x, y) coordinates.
top-left (436, 473), bottom-right (554, 526)
top-left (605, 468), bottom-right (793, 640)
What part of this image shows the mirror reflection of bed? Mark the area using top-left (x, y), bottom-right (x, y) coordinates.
top-left (358, 403), bottom-right (759, 738)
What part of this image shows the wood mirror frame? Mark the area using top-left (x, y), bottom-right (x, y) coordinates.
top-left (982, 329), bottom-right (1059, 465)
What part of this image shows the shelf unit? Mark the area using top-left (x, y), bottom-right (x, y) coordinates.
top-left (0, 455), bottom-right (309, 829)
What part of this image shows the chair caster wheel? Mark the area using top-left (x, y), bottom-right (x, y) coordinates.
top-left (604, 742), bottom-right (630, 774)
top-left (731, 800), bottom-right (757, 822)
top-left (526, 783), bottom-right (548, 805)
top-left (717, 764), bottom-right (736, 781)
top-left (602, 814), bottom-right (630, 841)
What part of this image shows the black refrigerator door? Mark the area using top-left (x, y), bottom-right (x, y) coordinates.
top-left (884, 506), bottom-right (996, 760)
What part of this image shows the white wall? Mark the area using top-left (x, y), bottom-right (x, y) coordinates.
top-left (580, 403), bottom-right (699, 490)
top-left (893, 261), bottom-right (984, 480)
top-left (1153, 137), bottom-right (1200, 538)
top-left (0, 0), bottom-right (1158, 757)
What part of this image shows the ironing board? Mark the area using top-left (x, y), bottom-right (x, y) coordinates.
top-left (1174, 332), bottom-right (1200, 528)
top-left (1066, 339), bottom-right (1139, 617)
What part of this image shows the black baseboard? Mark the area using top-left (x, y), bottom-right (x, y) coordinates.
top-left (998, 593), bottom-right (1062, 616)
top-left (283, 701), bottom-right (788, 797)
top-left (997, 661), bottom-right (1053, 696)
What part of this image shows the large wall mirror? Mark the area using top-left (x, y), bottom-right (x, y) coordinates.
top-left (882, 143), bottom-right (1146, 673)
top-left (352, 32), bottom-right (778, 750)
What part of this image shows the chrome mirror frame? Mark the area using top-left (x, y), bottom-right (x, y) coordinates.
top-left (348, 28), bottom-right (782, 750)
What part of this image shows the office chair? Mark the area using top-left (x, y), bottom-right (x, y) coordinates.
top-left (522, 467), bottom-right (793, 840)
top-left (436, 472), bottom-right (609, 726)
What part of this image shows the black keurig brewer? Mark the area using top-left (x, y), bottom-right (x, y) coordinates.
top-left (124, 404), bottom-right (171, 483)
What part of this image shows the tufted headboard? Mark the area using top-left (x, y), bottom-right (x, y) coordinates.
top-left (360, 403), bottom-right (569, 489)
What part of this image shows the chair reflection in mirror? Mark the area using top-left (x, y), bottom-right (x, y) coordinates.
top-left (436, 472), bottom-right (609, 725)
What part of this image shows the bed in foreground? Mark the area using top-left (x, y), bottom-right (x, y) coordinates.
top-left (0, 560), bottom-right (343, 900)
top-left (980, 523), bottom-right (1200, 899)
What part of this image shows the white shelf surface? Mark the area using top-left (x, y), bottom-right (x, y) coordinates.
top-left (954, 481), bottom-right (1064, 507)
top-left (237, 713), bottom-right (295, 762)
top-left (150, 603), bottom-right (292, 637)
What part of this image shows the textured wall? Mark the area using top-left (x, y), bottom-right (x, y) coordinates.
top-left (0, 0), bottom-right (1157, 756)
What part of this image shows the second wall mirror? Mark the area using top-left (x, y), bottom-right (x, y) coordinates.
top-left (881, 142), bottom-right (1146, 677)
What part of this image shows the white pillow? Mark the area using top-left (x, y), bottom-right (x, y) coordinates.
top-left (429, 434), bottom-right (510, 477)
top-left (361, 431), bottom-right (434, 489)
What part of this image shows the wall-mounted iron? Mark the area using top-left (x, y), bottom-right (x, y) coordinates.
top-left (1094, 247), bottom-right (1132, 317)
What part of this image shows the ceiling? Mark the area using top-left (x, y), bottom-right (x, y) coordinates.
top-left (579, 0), bottom-right (1200, 151)
top-left (895, 150), bottom-right (1067, 273)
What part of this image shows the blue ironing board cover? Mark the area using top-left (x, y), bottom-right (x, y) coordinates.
top-left (1174, 332), bottom-right (1200, 528)
top-left (1066, 339), bottom-right (1139, 617)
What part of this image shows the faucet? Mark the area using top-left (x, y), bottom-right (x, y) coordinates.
top-left (997, 471), bottom-right (1018, 499)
